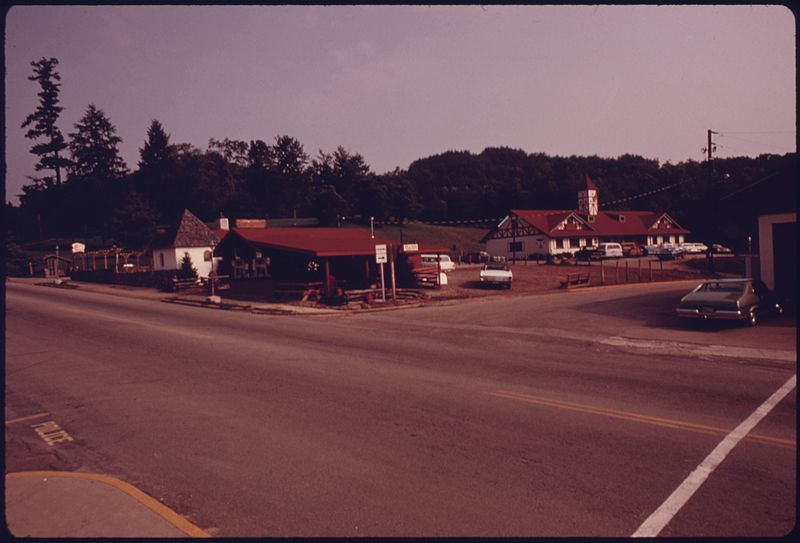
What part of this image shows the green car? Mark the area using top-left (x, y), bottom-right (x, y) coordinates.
top-left (676, 278), bottom-right (783, 326)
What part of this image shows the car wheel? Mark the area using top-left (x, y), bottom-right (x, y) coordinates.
top-left (748, 309), bottom-right (758, 327)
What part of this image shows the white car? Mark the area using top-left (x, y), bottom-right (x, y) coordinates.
top-left (680, 242), bottom-right (708, 254)
top-left (420, 254), bottom-right (455, 272)
top-left (479, 263), bottom-right (513, 288)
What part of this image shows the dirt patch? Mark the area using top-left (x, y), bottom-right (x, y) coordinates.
top-left (420, 257), bottom-right (713, 301)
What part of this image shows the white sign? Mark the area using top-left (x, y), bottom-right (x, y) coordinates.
top-left (375, 244), bottom-right (388, 264)
top-left (71, 242), bottom-right (86, 253)
top-left (402, 243), bottom-right (419, 252)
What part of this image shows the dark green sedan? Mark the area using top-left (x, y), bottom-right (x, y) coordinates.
top-left (676, 278), bottom-right (783, 326)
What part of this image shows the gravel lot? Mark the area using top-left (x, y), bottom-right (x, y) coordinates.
top-left (423, 255), bottom-right (717, 300)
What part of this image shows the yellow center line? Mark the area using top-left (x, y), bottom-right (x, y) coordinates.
top-left (53, 304), bottom-right (212, 340)
top-left (5, 412), bottom-right (51, 425)
top-left (488, 390), bottom-right (796, 448)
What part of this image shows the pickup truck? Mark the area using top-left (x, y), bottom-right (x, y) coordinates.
top-left (479, 263), bottom-right (513, 288)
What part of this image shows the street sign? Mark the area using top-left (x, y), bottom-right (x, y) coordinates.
top-left (375, 244), bottom-right (388, 264)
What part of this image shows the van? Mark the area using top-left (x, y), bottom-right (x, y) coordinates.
top-left (594, 242), bottom-right (623, 259)
top-left (420, 254), bottom-right (455, 272)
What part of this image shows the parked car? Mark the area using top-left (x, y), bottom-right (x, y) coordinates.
top-left (643, 244), bottom-right (659, 256)
top-left (680, 242), bottom-right (709, 254)
top-left (593, 242), bottom-right (623, 259)
top-left (710, 244), bottom-right (733, 254)
top-left (655, 243), bottom-right (685, 260)
top-left (461, 251), bottom-right (489, 264)
top-left (479, 262), bottom-right (513, 288)
top-left (621, 242), bottom-right (643, 257)
top-left (575, 247), bottom-right (598, 261)
top-left (420, 254), bottom-right (455, 272)
top-left (676, 278), bottom-right (783, 326)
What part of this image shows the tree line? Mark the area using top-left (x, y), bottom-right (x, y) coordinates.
top-left (7, 57), bottom-right (796, 252)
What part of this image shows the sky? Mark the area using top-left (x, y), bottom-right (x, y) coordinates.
top-left (4, 5), bottom-right (796, 204)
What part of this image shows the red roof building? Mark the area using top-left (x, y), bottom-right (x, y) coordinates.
top-left (214, 225), bottom-right (448, 297)
top-left (482, 176), bottom-right (690, 259)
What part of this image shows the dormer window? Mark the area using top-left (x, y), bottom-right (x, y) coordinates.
top-left (587, 215), bottom-right (595, 223)
top-left (618, 215), bottom-right (626, 223)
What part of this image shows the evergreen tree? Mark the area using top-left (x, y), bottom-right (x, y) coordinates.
top-left (21, 57), bottom-right (71, 187)
top-left (69, 104), bottom-right (129, 181)
top-left (178, 252), bottom-right (198, 280)
top-left (67, 104), bottom-right (129, 234)
top-left (137, 120), bottom-right (179, 221)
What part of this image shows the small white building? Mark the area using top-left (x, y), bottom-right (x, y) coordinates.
top-left (151, 209), bottom-right (224, 278)
top-left (758, 212), bottom-right (796, 297)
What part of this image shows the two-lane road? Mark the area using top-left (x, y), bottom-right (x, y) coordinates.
top-left (5, 281), bottom-right (795, 536)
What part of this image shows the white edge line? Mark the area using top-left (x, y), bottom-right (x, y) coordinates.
top-left (632, 373), bottom-right (796, 538)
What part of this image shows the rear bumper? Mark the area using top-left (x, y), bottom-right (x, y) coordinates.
top-left (676, 308), bottom-right (745, 320)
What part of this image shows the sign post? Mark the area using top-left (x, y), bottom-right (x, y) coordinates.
top-left (375, 244), bottom-right (387, 302)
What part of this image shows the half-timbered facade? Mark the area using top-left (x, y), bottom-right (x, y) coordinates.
top-left (482, 175), bottom-right (690, 259)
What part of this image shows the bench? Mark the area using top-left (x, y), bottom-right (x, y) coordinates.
top-left (274, 281), bottom-right (324, 301)
top-left (172, 278), bottom-right (199, 291)
top-left (560, 272), bottom-right (590, 289)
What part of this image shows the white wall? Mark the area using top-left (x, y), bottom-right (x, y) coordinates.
top-left (153, 246), bottom-right (215, 278)
top-left (758, 213), bottom-right (796, 290)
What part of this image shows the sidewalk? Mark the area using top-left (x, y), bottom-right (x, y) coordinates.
top-left (7, 276), bottom-right (422, 315)
top-left (5, 471), bottom-right (208, 538)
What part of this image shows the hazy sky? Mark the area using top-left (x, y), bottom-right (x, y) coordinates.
top-left (5, 5), bottom-right (796, 203)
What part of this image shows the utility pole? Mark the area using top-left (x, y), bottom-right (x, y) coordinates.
top-left (703, 129), bottom-right (719, 244)
top-left (706, 129), bottom-right (718, 163)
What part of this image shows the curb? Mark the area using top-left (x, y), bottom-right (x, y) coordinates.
top-left (6, 471), bottom-right (210, 538)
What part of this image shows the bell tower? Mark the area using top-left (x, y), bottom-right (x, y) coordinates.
top-left (578, 174), bottom-right (599, 217)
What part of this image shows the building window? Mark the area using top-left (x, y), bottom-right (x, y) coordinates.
top-left (508, 241), bottom-right (523, 252)
top-left (618, 215), bottom-right (626, 222)
top-left (560, 239), bottom-right (568, 249)
top-left (571, 238), bottom-right (580, 248)
top-left (159, 253), bottom-right (164, 267)
top-left (203, 250), bottom-right (212, 262)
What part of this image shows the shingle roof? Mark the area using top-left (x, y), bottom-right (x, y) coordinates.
top-left (153, 209), bottom-right (220, 248)
top-left (508, 208), bottom-right (690, 238)
top-left (223, 227), bottom-right (448, 257)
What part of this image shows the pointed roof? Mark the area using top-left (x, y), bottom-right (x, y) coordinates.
top-left (153, 209), bottom-right (220, 248)
top-left (583, 174), bottom-right (598, 191)
top-left (490, 208), bottom-right (690, 239)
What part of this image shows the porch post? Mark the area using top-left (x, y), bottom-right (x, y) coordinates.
top-left (324, 258), bottom-right (332, 296)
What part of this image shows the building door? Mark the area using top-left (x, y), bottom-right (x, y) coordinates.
top-left (772, 222), bottom-right (796, 309)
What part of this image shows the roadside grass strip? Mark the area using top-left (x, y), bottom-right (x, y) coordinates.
top-left (632, 374), bottom-right (796, 537)
top-left (487, 390), bottom-right (796, 449)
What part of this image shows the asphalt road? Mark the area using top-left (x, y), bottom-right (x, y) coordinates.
top-left (5, 281), bottom-right (796, 536)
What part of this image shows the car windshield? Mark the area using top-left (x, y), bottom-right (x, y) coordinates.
top-left (697, 281), bottom-right (746, 293)
top-left (485, 263), bottom-right (508, 271)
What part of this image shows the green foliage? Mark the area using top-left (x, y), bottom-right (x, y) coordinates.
top-left (21, 57), bottom-right (71, 187)
top-left (13, 54), bottom-right (796, 255)
top-left (178, 252), bottom-right (198, 280)
top-left (68, 104), bottom-right (128, 181)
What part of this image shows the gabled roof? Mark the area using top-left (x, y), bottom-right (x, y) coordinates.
top-left (501, 208), bottom-right (690, 238)
top-left (152, 209), bottom-right (220, 249)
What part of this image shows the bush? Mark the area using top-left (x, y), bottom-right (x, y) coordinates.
top-left (178, 252), bottom-right (198, 280)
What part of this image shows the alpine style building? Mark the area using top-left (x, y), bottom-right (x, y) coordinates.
top-left (482, 175), bottom-right (690, 260)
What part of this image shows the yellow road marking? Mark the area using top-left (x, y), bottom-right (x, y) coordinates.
top-left (6, 471), bottom-right (210, 537)
top-left (51, 304), bottom-right (212, 340)
top-left (5, 412), bottom-right (50, 425)
top-left (488, 390), bottom-right (796, 448)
